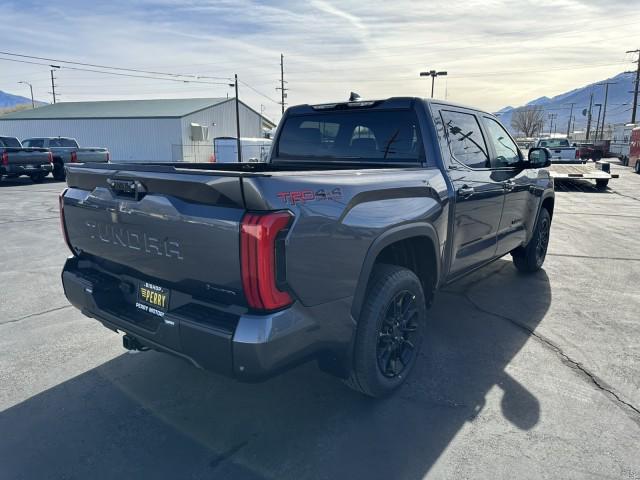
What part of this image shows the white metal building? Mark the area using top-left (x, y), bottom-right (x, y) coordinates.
top-left (0, 98), bottom-right (276, 162)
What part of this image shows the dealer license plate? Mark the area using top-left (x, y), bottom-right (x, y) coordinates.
top-left (136, 281), bottom-right (170, 317)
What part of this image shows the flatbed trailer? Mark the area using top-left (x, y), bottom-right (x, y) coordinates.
top-left (548, 161), bottom-right (618, 191)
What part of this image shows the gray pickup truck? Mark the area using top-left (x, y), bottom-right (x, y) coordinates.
top-left (22, 137), bottom-right (109, 181)
top-left (0, 136), bottom-right (53, 183)
top-left (59, 97), bottom-right (554, 397)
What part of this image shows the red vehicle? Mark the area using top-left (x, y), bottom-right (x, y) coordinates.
top-left (630, 127), bottom-right (640, 174)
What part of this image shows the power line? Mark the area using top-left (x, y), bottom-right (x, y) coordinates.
top-left (0, 51), bottom-right (232, 81)
top-left (237, 79), bottom-right (279, 104)
top-left (0, 56), bottom-right (233, 85)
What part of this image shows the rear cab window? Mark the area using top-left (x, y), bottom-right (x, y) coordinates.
top-left (275, 109), bottom-right (425, 163)
top-left (22, 139), bottom-right (44, 148)
top-left (49, 138), bottom-right (79, 148)
top-left (0, 137), bottom-right (22, 148)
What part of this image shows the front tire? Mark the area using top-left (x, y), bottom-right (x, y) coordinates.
top-left (635, 162), bottom-right (640, 174)
top-left (512, 208), bottom-right (551, 274)
top-left (596, 179), bottom-right (608, 191)
top-left (345, 264), bottom-right (426, 397)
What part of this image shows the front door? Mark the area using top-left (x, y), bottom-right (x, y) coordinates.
top-left (481, 115), bottom-right (534, 255)
top-left (439, 109), bottom-right (505, 278)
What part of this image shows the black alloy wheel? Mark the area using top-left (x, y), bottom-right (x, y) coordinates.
top-left (376, 291), bottom-right (420, 378)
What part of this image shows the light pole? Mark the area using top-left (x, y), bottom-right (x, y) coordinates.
top-left (420, 70), bottom-right (448, 98)
top-left (18, 81), bottom-right (34, 108)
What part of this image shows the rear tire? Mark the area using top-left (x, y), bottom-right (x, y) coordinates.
top-left (512, 208), bottom-right (551, 274)
top-left (596, 179), bottom-right (608, 191)
top-left (30, 172), bottom-right (45, 183)
top-left (53, 163), bottom-right (66, 181)
top-left (635, 162), bottom-right (640, 174)
top-left (345, 264), bottom-right (426, 398)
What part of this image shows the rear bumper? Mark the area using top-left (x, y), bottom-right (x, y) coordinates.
top-left (1, 164), bottom-right (52, 176)
top-left (61, 257), bottom-right (356, 380)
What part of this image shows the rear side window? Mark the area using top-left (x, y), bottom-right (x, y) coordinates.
top-left (23, 139), bottom-right (44, 148)
top-left (49, 138), bottom-right (78, 148)
top-left (276, 110), bottom-right (424, 162)
top-left (440, 110), bottom-right (489, 169)
top-left (0, 137), bottom-right (22, 148)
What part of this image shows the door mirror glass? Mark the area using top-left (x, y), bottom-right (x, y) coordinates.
top-left (528, 147), bottom-right (551, 168)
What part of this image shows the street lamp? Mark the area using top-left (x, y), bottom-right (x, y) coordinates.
top-left (420, 69), bottom-right (448, 98)
top-left (18, 81), bottom-right (34, 108)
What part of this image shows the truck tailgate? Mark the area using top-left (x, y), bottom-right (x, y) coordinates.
top-left (3, 149), bottom-right (50, 166)
top-left (62, 166), bottom-right (246, 306)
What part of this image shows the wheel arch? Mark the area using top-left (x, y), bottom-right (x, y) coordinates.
top-left (351, 223), bottom-right (441, 322)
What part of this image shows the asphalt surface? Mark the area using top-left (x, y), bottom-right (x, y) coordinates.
top-left (1, 163), bottom-right (639, 480)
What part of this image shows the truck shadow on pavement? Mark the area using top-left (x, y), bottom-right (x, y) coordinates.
top-left (0, 259), bottom-right (551, 480)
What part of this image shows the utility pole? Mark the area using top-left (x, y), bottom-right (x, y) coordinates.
top-left (420, 69), bottom-right (447, 98)
top-left (548, 113), bottom-right (556, 136)
top-left (49, 66), bottom-right (60, 104)
top-left (594, 103), bottom-right (602, 141)
top-left (18, 81), bottom-right (34, 108)
top-left (565, 102), bottom-right (576, 138)
top-left (627, 49), bottom-right (640, 124)
top-left (585, 93), bottom-right (594, 141)
top-left (597, 82), bottom-right (616, 141)
top-left (233, 74), bottom-right (242, 162)
top-left (276, 53), bottom-right (288, 115)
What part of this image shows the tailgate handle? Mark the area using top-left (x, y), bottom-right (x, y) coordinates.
top-left (107, 178), bottom-right (147, 200)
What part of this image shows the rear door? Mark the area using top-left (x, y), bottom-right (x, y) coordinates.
top-left (438, 109), bottom-right (505, 278)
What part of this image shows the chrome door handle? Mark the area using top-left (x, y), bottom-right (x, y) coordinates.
top-left (457, 185), bottom-right (475, 197)
top-left (503, 180), bottom-right (515, 191)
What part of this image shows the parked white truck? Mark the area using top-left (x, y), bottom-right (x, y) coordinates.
top-left (22, 137), bottom-right (109, 180)
top-left (533, 138), bottom-right (579, 163)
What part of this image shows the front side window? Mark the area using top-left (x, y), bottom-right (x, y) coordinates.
top-left (483, 117), bottom-right (521, 168)
top-left (277, 110), bottom-right (424, 162)
top-left (440, 110), bottom-right (489, 168)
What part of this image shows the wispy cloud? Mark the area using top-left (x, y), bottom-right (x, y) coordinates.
top-left (0, 0), bottom-right (637, 121)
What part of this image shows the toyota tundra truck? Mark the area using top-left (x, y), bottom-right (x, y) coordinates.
top-left (533, 138), bottom-right (579, 163)
top-left (59, 98), bottom-right (554, 397)
top-left (22, 137), bottom-right (109, 181)
top-left (0, 136), bottom-right (53, 183)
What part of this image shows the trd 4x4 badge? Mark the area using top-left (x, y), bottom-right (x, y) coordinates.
top-left (277, 187), bottom-right (343, 205)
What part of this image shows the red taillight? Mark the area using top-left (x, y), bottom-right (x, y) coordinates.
top-left (106, 151), bottom-right (110, 162)
top-left (2, 152), bottom-right (8, 166)
top-left (59, 189), bottom-right (75, 255)
top-left (47, 152), bottom-right (53, 164)
top-left (241, 211), bottom-right (293, 311)
top-left (70, 151), bottom-right (78, 163)
top-left (575, 150), bottom-right (580, 159)
top-left (209, 153), bottom-right (216, 163)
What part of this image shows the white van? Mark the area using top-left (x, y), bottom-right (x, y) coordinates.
top-left (213, 137), bottom-right (272, 163)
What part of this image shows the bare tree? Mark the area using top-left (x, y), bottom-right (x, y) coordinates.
top-left (511, 107), bottom-right (545, 138)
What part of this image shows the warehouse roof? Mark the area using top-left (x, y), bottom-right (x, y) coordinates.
top-left (0, 97), bottom-right (235, 120)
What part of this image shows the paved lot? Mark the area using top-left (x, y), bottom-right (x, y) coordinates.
top-left (1, 164), bottom-right (639, 480)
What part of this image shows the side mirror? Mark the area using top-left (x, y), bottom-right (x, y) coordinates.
top-left (527, 147), bottom-right (551, 168)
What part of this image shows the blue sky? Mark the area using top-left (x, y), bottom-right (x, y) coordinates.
top-left (1, 0), bottom-right (638, 121)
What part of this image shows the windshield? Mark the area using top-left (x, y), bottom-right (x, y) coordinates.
top-left (538, 139), bottom-right (570, 148)
top-left (276, 109), bottom-right (424, 162)
top-left (0, 137), bottom-right (21, 148)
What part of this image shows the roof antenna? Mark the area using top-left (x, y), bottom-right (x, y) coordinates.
top-left (349, 92), bottom-right (361, 102)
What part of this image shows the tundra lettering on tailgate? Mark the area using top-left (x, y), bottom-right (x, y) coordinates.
top-left (85, 220), bottom-right (183, 260)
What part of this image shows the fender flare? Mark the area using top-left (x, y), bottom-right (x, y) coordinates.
top-left (350, 223), bottom-right (441, 321)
